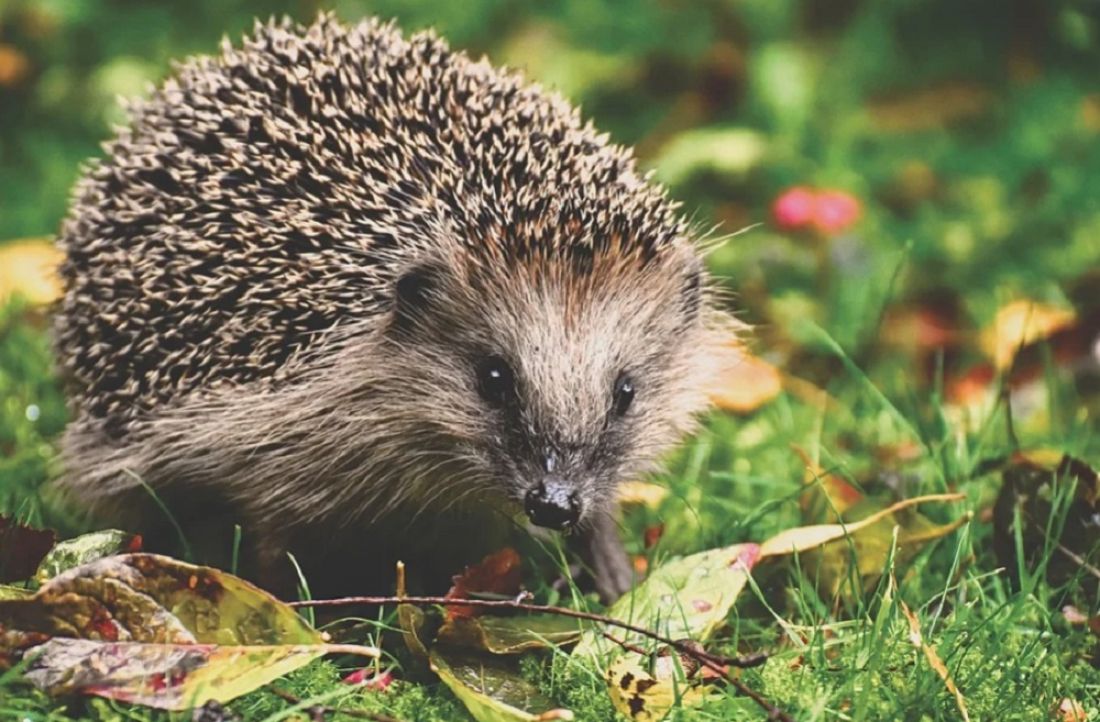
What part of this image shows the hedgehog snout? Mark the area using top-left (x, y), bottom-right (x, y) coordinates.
top-left (524, 476), bottom-right (582, 530)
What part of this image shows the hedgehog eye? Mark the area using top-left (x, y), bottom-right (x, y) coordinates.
top-left (612, 373), bottom-right (635, 416)
top-left (476, 356), bottom-right (515, 407)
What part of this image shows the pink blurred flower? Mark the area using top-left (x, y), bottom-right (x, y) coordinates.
top-left (812, 190), bottom-right (862, 234)
top-left (771, 186), bottom-right (817, 230)
top-left (771, 186), bottom-right (863, 235)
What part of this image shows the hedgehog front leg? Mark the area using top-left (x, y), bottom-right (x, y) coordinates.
top-left (577, 510), bottom-right (634, 603)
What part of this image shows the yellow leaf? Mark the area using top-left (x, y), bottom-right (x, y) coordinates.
top-left (606, 654), bottom-right (712, 722)
top-left (981, 300), bottom-right (1075, 370)
top-left (758, 493), bottom-right (965, 558)
top-left (0, 239), bottom-right (63, 305)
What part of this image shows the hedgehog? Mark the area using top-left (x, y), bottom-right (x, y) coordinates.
top-left (52, 14), bottom-right (740, 602)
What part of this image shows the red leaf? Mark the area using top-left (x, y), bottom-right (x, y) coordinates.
top-left (444, 548), bottom-right (522, 620)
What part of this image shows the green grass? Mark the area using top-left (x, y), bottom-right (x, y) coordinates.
top-left (2, 0), bottom-right (1099, 719)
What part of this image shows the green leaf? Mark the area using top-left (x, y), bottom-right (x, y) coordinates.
top-left (436, 614), bottom-right (582, 654)
top-left (573, 543), bottom-right (759, 657)
top-left (35, 530), bottom-right (139, 583)
top-left (430, 648), bottom-right (573, 722)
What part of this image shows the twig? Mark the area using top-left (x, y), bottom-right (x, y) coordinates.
top-left (269, 688), bottom-right (405, 722)
top-left (291, 595), bottom-right (788, 720)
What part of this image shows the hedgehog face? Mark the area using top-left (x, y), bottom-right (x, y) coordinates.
top-left (386, 247), bottom-right (717, 531)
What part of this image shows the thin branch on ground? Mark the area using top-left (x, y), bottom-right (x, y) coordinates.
top-left (291, 594), bottom-right (789, 721)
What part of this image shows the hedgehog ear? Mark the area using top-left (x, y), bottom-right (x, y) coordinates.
top-left (391, 264), bottom-right (439, 332)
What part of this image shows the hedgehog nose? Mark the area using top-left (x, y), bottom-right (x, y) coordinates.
top-left (524, 479), bottom-right (581, 530)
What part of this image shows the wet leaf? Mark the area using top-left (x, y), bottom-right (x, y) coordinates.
top-left (606, 653), bottom-right (712, 722)
top-left (35, 530), bottom-right (141, 583)
top-left (430, 648), bottom-right (573, 722)
top-left (0, 516), bottom-right (57, 583)
top-left (0, 239), bottom-right (63, 305)
top-left (437, 614), bottom-right (582, 654)
top-left (20, 638), bottom-right (375, 710)
top-left (573, 544), bottom-right (759, 656)
top-left (445, 548), bottom-right (523, 620)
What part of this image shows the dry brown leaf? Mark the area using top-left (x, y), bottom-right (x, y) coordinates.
top-left (900, 599), bottom-right (970, 721)
top-left (0, 239), bottom-right (63, 305)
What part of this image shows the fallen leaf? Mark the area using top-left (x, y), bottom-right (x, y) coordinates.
top-left (981, 300), bottom-right (1076, 371)
top-left (1055, 698), bottom-right (1089, 722)
top-left (605, 653), bottom-right (712, 722)
top-left (0, 554), bottom-right (377, 709)
top-left (21, 638), bottom-right (375, 710)
top-left (0, 516), bottom-right (57, 583)
top-left (436, 614), bottom-right (582, 654)
top-left (900, 599), bottom-right (970, 721)
top-left (430, 648), bottom-right (573, 722)
top-left (445, 548), bottom-right (523, 620)
top-left (573, 543), bottom-right (759, 656)
top-left (0, 239), bottom-right (64, 305)
top-left (0, 554), bottom-right (320, 644)
top-left (35, 530), bottom-right (141, 583)
top-left (710, 353), bottom-right (782, 414)
top-left (758, 493), bottom-right (966, 558)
